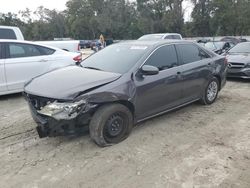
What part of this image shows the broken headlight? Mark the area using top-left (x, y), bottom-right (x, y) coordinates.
top-left (37, 100), bottom-right (86, 120)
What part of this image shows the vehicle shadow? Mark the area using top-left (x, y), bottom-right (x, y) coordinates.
top-left (0, 92), bottom-right (23, 101)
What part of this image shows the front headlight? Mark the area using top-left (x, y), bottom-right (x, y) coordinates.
top-left (38, 100), bottom-right (86, 120)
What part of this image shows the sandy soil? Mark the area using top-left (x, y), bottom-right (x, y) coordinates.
top-left (0, 80), bottom-right (250, 188)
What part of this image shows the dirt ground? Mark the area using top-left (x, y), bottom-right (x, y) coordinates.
top-left (0, 80), bottom-right (250, 188)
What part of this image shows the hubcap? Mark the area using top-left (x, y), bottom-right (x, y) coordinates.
top-left (105, 114), bottom-right (124, 137)
top-left (207, 81), bottom-right (218, 102)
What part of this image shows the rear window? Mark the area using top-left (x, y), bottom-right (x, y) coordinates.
top-left (172, 35), bottom-right (181, 39)
top-left (0, 28), bottom-right (17, 39)
top-left (164, 35), bottom-right (181, 40)
top-left (138, 34), bottom-right (164, 40)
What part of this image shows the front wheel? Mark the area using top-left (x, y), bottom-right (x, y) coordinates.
top-left (200, 77), bottom-right (219, 105)
top-left (89, 104), bottom-right (133, 147)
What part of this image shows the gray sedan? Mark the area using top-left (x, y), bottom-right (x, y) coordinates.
top-left (24, 40), bottom-right (227, 146)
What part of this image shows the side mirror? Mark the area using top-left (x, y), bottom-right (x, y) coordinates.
top-left (140, 65), bottom-right (159, 76)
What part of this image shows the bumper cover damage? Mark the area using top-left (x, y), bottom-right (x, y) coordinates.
top-left (24, 93), bottom-right (97, 138)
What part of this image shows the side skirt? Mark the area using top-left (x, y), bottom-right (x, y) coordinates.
top-left (136, 98), bottom-right (200, 123)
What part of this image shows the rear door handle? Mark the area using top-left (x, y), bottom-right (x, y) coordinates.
top-left (39, 59), bottom-right (48, 62)
top-left (207, 62), bottom-right (211, 66)
top-left (177, 72), bottom-right (181, 75)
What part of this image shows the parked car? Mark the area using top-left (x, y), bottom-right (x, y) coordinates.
top-left (197, 38), bottom-right (211, 45)
top-left (138, 33), bottom-right (183, 40)
top-left (79, 40), bottom-right (91, 49)
top-left (24, 40), bottom-right (227, 147)
top-left (90, 38), bottom-right (114, 51)
top-left (0, 26), bottom-right (24, 40)
top-left (0, 40), bottom-right (82, 95)
top-left (225, 42), bottom-right (250, 79)
top-left (204, 41), bottom-right (235, 54)
top-left (220, 36), bottom-right (240, 45)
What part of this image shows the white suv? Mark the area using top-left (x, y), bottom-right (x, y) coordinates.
top-left (138, 33), bottom-right (183, 40)
top-left (0, 26), bottom-right (24, 40)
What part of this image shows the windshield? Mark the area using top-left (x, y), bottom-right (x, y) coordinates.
top-left (138, 34), bottom-right (164, 40)
top-left (228, 42), bottom-right (250, 53)
top-left (205, 42), bottom-right (224, 50)
top-left (81, 44), bottom-right (149, 74)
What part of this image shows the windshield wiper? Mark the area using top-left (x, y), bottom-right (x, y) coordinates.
top-left (83, 66), bottom-right (103, 71)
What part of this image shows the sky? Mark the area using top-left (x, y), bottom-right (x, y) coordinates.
top-left (0, 0), bottom-right (68, 13)
top-left (0, 0), bottom-right (193, 21)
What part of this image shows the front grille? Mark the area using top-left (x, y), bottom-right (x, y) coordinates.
top-left (25, 94), bottom-right (56, 110)
top-left (229, 62), bottom-right (245, 69)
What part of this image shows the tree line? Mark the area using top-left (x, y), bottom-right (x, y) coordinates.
top-left (1, 0), bottom-right (250, 40)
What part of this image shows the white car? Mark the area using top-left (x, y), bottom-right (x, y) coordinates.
top-left (0, 40), bottom-right (82, 95)
top-left (138, 33), bottom-right (183, 40)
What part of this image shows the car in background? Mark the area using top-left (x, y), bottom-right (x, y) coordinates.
top-left (90, 38), bottom-right (114, 51)
top-left (79, 40), bottom-right (91, 49)
top-left (0, 26), bottom-right (24, 40)
top-left (197, 38), bottom-right (211, 45)
top-left (226, 42), bottom-right (250, 79)
top-left (24, 40), bottom-right (227, 147)
top-left (138, 33), bottom-right (183, 40)
top-left (0, 26), bottom-right (80, 52)
top-left (0, 40), bottom-right (81, 95)
top-left (204, 41), bottom-right (235, 54)
top-left (220, 36), bottom-right (241, 45)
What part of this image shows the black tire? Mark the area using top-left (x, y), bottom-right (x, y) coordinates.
top-left (200, 77), bottom-right (219, 105)
top-left (89, 104), bottom-right (133, 147)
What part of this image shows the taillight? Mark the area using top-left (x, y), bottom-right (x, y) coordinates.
top-left (73, 54), bottom-right (82, 62)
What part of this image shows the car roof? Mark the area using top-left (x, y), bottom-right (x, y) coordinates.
top-left (0, 25), bottom-right (19, 29)
top-left (143, 33), bottom-right (181, 36)
top-left (0, 39), bottom-right (62, 51)
top-left (119, 39), bottom-right (194, 47)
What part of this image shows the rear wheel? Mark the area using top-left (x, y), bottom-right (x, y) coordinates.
top-left (200, 77), bottom-right (219, 105)
top-left (89, 104), bottom-right (133, 147)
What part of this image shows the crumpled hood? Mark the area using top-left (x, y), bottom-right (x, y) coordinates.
top-left (24, 66), bottom-right (121, 99)
top-left (227, 53), bottom-right (250, 64)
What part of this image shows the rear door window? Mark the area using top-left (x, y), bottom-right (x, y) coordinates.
top-left (0, 28), bottom-right (17, 39)
top-left (36, 46), bottom-right (55, 55)
top-left (145, 45), bottom-right (178, 70)
top-left (8, 43), bottom-right (42, 58)
top-left (164, 35), bottom-right (173, 39)
top-left (177, 44), bottom-right (209, 64)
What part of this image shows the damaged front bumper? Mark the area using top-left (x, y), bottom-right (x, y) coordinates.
top-left (24, 93), bottom-right (96, 138)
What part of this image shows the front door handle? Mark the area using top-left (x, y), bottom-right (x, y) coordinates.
top-left (177, 71), bottom-right (181, 75)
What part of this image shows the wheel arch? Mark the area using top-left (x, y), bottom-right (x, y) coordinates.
top-left (95, 100), bottom-right (135, 117)
top-left (213, 74), bottom-right (221, 90)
